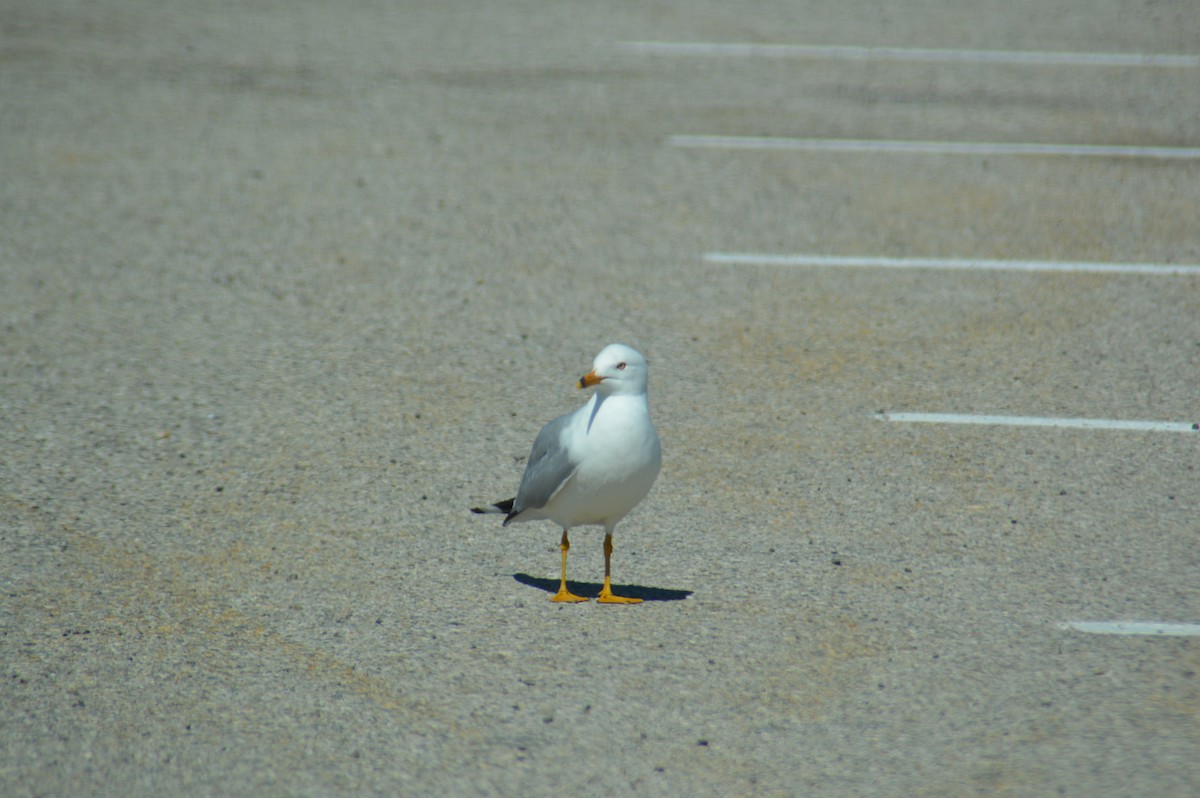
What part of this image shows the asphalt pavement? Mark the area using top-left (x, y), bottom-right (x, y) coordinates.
top-left (3, 1), bottom-right (1198, 795)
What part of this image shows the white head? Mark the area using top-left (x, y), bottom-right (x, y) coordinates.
top-left (578, 343), bottom-right (650, 396)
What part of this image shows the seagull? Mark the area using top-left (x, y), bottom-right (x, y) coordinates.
top-left (472, 344), bottom-right (662, 604)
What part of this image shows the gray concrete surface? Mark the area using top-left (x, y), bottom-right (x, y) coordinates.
top-left (3, 1), bottom-right (1198, 795)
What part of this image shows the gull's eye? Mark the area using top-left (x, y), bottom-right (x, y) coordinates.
top-left (616, 362), bottom-right (627, 370)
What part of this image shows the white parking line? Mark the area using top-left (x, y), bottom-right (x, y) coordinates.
top-left (704, 253), bottom-right (1200, 276)
top-left (618, 41), bottom-right (1200, 68)
top-left (670, 135), bottom-right (1200, 160)
top-left (1060, 622), bottom-right (1200, 636)
top-left (877, 412), bottom-right (1198, 433)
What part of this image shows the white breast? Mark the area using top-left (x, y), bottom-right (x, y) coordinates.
top-left (543, 393), bottom-right (661, 528)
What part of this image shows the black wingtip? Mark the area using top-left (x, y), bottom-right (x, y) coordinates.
top-left (471, 498), bottom-right (516, 517)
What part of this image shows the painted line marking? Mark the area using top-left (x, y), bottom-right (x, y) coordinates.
top-left (618, 41), bottom-right (1200, 68)
top-left (704, 253), bottom-right (1200, 276)
top-left (877, 412), bottom-right (1198, 433)
top-left (670, 135), bottom-right (1200, 160)
top-left (1061, 622), bottom-right (1200, 637)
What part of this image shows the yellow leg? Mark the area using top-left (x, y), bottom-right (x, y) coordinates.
top-left (551, 529), bottom-right (588, 603)
top-left (597, 532), bottom-right (642, 604)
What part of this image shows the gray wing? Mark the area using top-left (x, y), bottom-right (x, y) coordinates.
top-left (510, 411), bottom-right (578, 516)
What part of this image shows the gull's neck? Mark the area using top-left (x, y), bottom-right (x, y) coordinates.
top-left (584, 388), bottom-right (650, 433)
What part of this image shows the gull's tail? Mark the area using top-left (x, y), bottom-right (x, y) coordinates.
top-left (471, 498), bottom-right (515, 516)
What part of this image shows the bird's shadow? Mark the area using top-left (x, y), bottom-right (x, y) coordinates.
top-left (513, 573), bottom-right (693, 602)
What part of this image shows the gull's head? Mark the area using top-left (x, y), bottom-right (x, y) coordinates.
top-left (578, 343), bottom-right (649, 396)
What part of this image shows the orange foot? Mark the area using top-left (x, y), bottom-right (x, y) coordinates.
top-left (551, 587), bottom-right (589, 603)
top-left (597, 586), bottom-right (642, 604)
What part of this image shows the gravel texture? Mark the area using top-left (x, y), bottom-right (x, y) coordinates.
top-left (3, 1), bottom-right (1198, 796)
